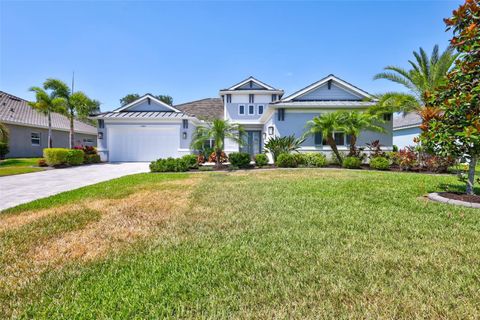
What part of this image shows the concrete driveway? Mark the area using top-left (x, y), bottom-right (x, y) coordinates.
top-left (0, 162), bottom-right (149, 211)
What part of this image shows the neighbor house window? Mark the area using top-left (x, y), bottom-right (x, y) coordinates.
top-left (182, 119), bottom-right (188, 129)
top-left (258, 105), bottom-right (264, 115)
top-left (271, 94), bottom-right (277, 102)
top-left (239, 105), bottom-right (245, 115)
top-left (226, 94), bottom-right (232, 103)
top-left (314, 132), bottom-right (323, 145)
top-left (249, 94), bottom-right (254, 103)
top-left (31, 132), bottom-right (40, 146)
top-left (98, 119), bottom-right (104, 128)
top-left (278, 108), bottom-right (285, 121)
top-left (383, 113), bottom-right (392, 121)
top-left (248, 105), bottom-right (255, 115)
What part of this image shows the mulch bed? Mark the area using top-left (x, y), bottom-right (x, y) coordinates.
top-left (438, 192), bottom-right (480, 204)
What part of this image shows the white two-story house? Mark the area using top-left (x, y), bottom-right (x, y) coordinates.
top-left (93, 74), bottom-right (392, 162)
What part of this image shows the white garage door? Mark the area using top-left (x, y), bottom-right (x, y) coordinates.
top-left (108, 125), bottom-right (180, 162)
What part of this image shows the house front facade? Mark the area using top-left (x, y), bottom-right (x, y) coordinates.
top-left (94, 75), bottom-right (393, 162)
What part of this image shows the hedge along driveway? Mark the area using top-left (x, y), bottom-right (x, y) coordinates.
top-left (0, 162), bottom-right (150, 211)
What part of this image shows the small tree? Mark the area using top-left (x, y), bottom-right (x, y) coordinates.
top-left (421, 0), bottom-right (480, 194)
top-left (191, 119), bottom-right (245, 168)
top-left (29, 85), bottom-right (66, 148)
top-left (44, 79), bottom-right (98, 148)
top-left (305, 112), bottom-right (344, 164)
top-left (339, 111), bottom-right (385, 156)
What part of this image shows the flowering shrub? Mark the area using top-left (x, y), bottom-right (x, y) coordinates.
top-left (37, 158), bottom-right (48, 167)
top-left (396, 147), bottom-right (418, 171)
top-left (208, 151), bottom-right (228, 164)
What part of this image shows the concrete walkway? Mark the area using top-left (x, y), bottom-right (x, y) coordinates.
top-left (0, 162), bottom-right (149, 211)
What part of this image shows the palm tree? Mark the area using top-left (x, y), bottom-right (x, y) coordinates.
top-left (305, 112), bottom-right (344, 164)
top-left (0, 122), bottom-right (8, 143)
top-left (373, 45), bottom-right (457, 112)
top-left (44, 79), bottom-right (97, 148)
top-left (339, 111), bottom-right (385, 155)
top-left (191, 119), bottom-right (245, 168)
top-left (29, 86), bottom-right (66, 148)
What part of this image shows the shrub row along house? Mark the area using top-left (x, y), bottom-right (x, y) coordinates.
top-left (0, 91), bottom-right (97, 158)
top-left (92, 75), bottom-right (393, 162)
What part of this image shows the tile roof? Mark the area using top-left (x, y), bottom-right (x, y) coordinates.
top-left (93, 111), bottom-right (191, 119)
top-left (393, 112), bottom-right (422, 130)
top-left (0, 90), bottom-right (97, 135)
top-left (175, 98), bottom-right (224, 120)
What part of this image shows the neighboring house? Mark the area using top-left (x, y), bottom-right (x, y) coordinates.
top-left (393, 112), bottom-right (422, 149)
top-left (0, 91), bottom-right (97, 158)
top-left (92, 75), bottom-right (393, 162)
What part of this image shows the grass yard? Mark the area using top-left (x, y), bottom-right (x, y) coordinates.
top-left (0, 158), bottom-right (44, 176)
top-left (1, 169), bottom-right (479, 318)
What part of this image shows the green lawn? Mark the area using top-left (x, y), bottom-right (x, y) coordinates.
top-left (0, 158), bottom-right (44, 176)
top-left (1, 169), bottom-right (479, 318)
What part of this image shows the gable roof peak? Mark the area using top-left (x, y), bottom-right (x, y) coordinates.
top-left (114, 93), bottom-right (180, 112)
top-left (221, 76), bottom-right (282, 92)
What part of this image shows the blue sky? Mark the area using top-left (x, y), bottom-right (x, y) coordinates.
top-left (1, 0), bottom-right (461, 111)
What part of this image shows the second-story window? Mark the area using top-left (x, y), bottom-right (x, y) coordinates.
top-left (182, 119), bottom-right (188, 129)
top-left (258, 105), bottom-right (264, 115)
top-left (271, 94), bottom-right (277, 102)
top-left (239, 105), bottom-right (245, 115)
top-left (278, 108), bottom-right (285, 121)
top-left (98, 119), bottom-right (105, 128)
top-left (248, 105), bottom-right (255, 115)
top-left (249, 94), bottom-right (254, 103)
top-left (226, 94), bottom-right (232, 103)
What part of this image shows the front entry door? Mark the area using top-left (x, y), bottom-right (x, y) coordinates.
top-left (240, 131), bottom-right (262, 157)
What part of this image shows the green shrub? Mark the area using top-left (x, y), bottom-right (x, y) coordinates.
top-left (255, 154), bottom-right (269, 167)
top-left (342, 156), bottom-right (362, 169)
top-left (66, 149), bottom-right (84, 166)
top-left (84, 154), bottom-right (101, 164)
top-left (303, 153), bottom-right (327, 167)
top-left (293, 153), bottom-right (305, 166)
top-left (276, 153), bottom-right (298, 168)
top-left (150, 157), bottom-right (189, 172)
top-left (198, 166), bottom-right (213, 171)
top-left (0, 142), bottom-right (8, 160)
top-left (182, 154), bottom-right (198, 169)
top-left (43, 148), bottom-right (69, 166)
top-left (228, 152), bottom-right (251, 168)
top-left (370, 156), bottom-right (390, 170)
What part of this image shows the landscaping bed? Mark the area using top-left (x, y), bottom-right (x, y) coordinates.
top-left (438, 192), bottom-right (480, 204)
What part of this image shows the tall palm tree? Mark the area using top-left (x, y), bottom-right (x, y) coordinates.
top-left (374, 45), bottom-right (457, 112)
top-left (0, 122), bottom-right (8, 143)
top-left (340, 111), bottom-right (385, 155)
top-left (44, 79), bottom-right (97, 148)
top-left (29, 86), bottom-right (66, 148)
top-left (305, 112), bottom-right (344, 164)
top-left (191, 119), bottom-right (245, 168)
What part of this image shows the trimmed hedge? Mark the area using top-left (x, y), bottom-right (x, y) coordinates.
top-left (302, 153), bottom-right (327, 168)
top-left (150, 157), bottom-right (189, 172)
top-left (342, 156), bottom-right (362, 169)
top-left (370, 156), bottom-right (390, 170)
top-left (44, 148), bottom-right (69, 166)
top-left (84, 154), bottom-right (101, 164)
top-left (182, 154), bottom-right (198, 169)
top-left (276, 153), bottom-right (298, 168)
top-left (255, 154), bottom-right (269, 167)
top-left (66, 149), bottom-right (85, 166)
top-left (229, 152), bottom-right (251, 169)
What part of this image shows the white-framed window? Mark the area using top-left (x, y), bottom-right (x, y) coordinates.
top-left (249, 94), bottom-right (254, 103)
top-left (226, 94), bottom-right (232, 103)
top-left (31, 132), bottom-right (41, 146)
top-left (248, 105), bottom-right (255, 115)
top-left (239, 105), bottom-right (245, 115)
top-left (83, 138), bottom-right (94, 146)
top-left (334, 132), bottom-right (345, 146)
top-left (258, 105), bottom-right (264, 115)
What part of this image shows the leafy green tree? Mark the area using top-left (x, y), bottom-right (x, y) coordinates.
top-left (0, 122), bottom-right (8, 143)
top-left (374, 45), bottom-right (458, 112)
top-left (421, 0), bottom-right (480, 195)
top-left (29, 85), bottom-right (67, 148)
top-left (191, 119), bottom-right (245, 168)
top-left (263, 135), bottom-right (305, 162)
top-left (339, 111), bottom-right (385, 155)
top-left (44, 79), bottom-right (98, 148)
top-left (305, 112), bottom-right (344, 164)
top-left (120, 94), bottom-right (173, 106)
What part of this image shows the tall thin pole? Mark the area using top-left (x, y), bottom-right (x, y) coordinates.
top-left (71, 71), bottom-right (75, 93)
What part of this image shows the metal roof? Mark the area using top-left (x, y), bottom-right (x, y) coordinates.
top-left (92, 111), bottom-right (191, 119)
top-left (393, 112), bottom-right (422, 130)
top-left (0, 90), bottom-right (97, 135)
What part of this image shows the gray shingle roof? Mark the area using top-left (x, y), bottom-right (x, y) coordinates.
top-left (175, 98), bottom-right (224, 120)
top-left (93, 111), bottom-right (191, 119)
top-left (393, 112), bottom-right (422, 130)
top-left (0, 90), bottom-right (97, 135)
